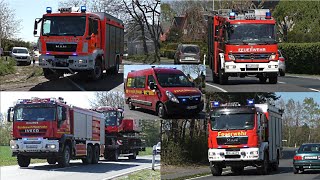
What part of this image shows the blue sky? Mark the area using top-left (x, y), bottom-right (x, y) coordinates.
top-left (276, 92), bottom-right (320, 103)
top-left (123, 65), bottom-right (205, 79)
top-left (7, 0), bottom-right (59, 42)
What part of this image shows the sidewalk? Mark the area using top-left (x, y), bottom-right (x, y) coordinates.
top-left (161, 165), bottom-right (210, 180)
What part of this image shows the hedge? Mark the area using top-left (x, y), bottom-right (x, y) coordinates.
top-left (279, 43), bottom-right (320, 75)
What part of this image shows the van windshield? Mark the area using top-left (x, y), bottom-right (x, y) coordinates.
top-left (156, 73), bottom-right (193, 87)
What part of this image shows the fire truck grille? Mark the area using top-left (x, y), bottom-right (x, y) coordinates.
top-left (233, 53), bottom-right (272, 60)
top-left (177, 96), bottom-right (201, 105)
top-left (46, 43), bottom-right (77, 52)
top-left (217, 136), bottom-right (248, 145)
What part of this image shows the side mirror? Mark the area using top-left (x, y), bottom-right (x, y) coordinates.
top-left (33, 30), bottom-right (37, 35)
top-left (7, 107), bottom-right (13, 122)
top-left (34, 20), bottom-right (38, 31)
top-left (149, 82), bottom-right (156, 90)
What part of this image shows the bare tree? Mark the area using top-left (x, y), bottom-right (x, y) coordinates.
top-left (58, 0), bottom-right (89, 8)
top-left (123, 0), bottom-right (149, 59)
top-left (89, 91), bottom-right (125, 108)
top-left (0, 0), bottom-right (21, 54)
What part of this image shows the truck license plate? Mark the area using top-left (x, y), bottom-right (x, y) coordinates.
top-left (187, 105), bottom-right (197, 110)
top-left (185, 57), bottom-right (194, 60)
top-left (226, 151), bottom-right (239, 155)
top-left (26, 145), bottom-right (38, 148)
top-left (246, 64), bottom-right (258, 68)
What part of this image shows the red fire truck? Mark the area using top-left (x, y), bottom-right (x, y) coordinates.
top-left (208, 100), bottom-right (283, 175)
top-left (7, 97), bottom-right (105, 167)
top-left (34, 6), bottom-right (124, 80)
top-left (208, 9), bottom-right (279, 84)
top-left (92, 106), bottom-right (145, 160)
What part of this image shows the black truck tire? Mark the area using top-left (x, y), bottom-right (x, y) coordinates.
top-left (128, 151), bottom-right (137, 160)
top-left (128, 101), bottom-right (135, 110)
top-left (258, 152), bottom-right (269, 175)
top-left (58, 145), bottom-right (71, 167)
top-left (210, 162), bottom-right (222, 176)
top-left (92, 145), bottom-right (100, 164)
top-left (269, 74), bottom-right (278, 84)
top-left (47, 158), bottom-right (57, 165)
top-left (90, 60), bottom-right (103, 81)
top-left (17, 154), bottom-right (31, 167)
top-left (112, 58), bottom-right (119, 75)
top-left (82, 145), bottom-right (93, 164)
top-left (157, 103), bottom-right (167, 118)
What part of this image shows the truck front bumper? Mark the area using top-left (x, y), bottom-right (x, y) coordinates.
top-left (208, 148), bottom-right (260, 162)
top-left (39, 54), bottom-right (95, 71)
top-left (164, 99), bottom-right (204, 115)
top-left (10, 138), bottom-right (59, 154)
top-left (224, 62), bottom-right (278, 73)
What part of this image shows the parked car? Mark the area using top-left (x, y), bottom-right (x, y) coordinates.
top-left (174, 44), bottom-right (200, 64)
top-left (293, 143), bottom-right (320, 174)
top-left (155, 142), bottom-right (161, 154)
top-left (11, 47), bottom-right (31, 66)
top-left (278, 50), bottom-right (286, 76)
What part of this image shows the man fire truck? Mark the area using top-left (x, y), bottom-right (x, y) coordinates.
top-left (92, 106), bottom-right (145, 161)
top-left (208, 100), bottom-right (283, 175)
top-left (7, 97), bottom-right (105, 168)
top-left (33, 6), bottom-right (124, 80)
top-left (208, 9), bottom-right (279, 84)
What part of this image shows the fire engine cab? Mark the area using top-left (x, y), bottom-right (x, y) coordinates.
top-left (34, 6), bottom-right (124, 81)
top-left (208, 9), bottom-right (279, 84)
top-left (208, 100), bottom-right (283, 175)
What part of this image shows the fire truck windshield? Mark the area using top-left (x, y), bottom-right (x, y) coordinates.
top-left (227, 24), bottom-right (276, 45)
top-left (42, 16), bottom-right (86, 36)
top-left (14, 106), bottom-right (56, 121)
top-left (104, 111), bottom-right (118, 126)
top-left (210, 113), bottom-right (255, 130)
top-left (156, 73), bottom-right (193, 87)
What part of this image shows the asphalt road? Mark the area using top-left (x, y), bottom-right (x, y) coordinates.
top-left (123, 101), bottom-right (206, 120)
top-left (205, 68), bottom-right (320, 92)
top-left (0, 155), bottom-right (160, 180)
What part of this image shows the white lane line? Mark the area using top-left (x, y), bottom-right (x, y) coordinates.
top-left (309, 88), bottom-right (320, 92)
top-left (185, 167), bottom-right (251, 180)
top-left (206, 83), bottom-right (228, 92)
top-left (101, 164), bottom-right (161, 180)
top-left (278, 81), bottom-right (286, 84)
top-left (64, 75), bottom-right (86, 91)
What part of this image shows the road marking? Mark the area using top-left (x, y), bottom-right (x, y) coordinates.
top-left (63, 75), bottom-right (86, 91)
top-left (101, 164), bottom-right (161, 180)
top-left (206, 83), bottom-right (228, 92)
top-left (278, 81), bottom-right (286, 84)
top-left (185, 167), bottom-right (251, 180)
top-left (309, 88), bottom-right (320, 92)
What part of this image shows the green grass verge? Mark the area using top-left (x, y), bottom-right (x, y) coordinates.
top-left (170, 172), bottom-right (211, 180)
top-left (116, 169), bottom-right (160, 180)
top-left (139, 147), bottom-right (153, 156)
top-left (0, 146), bottom-right (46, 167)
top-left (0, 57), bottom-right (16, 76)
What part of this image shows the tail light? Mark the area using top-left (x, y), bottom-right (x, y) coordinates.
top-left (279, 57), bottom-right (285, 62)
top-left (294, 155), bottom-right (302, 160)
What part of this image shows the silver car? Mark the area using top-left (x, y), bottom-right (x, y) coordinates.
top-left (174, 44), bottom-right (201, 64)
top-left (11, 47), bottom-right (31, 66)
top-left (278, 50), bottom-right (285, 76)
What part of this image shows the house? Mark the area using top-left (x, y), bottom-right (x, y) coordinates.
top-left (124, 24), bottom-right (155, 56)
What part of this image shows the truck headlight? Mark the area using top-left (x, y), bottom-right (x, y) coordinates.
top-left (228, 55), bottom-right (236, 61)
top-left (11, 144), bottom-right (19, 149)
top-left (166, 91), bottom-right (179, 103)
top-left (209, 152), bottom-right (216, 156)
top-left (46, 144), bottom-right (56, 149)
top-left (269, 54), bottom-right (276, 60)
top-left (250, 151), bottom-right (259, 155)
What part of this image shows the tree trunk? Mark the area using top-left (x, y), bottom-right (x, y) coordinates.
top-left (139, 22), bottom-right (149, 58)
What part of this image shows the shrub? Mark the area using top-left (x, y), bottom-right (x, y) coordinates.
top-left (279, 43), bottom-right (320, 74)
top-left (0, 57), bottom-right (16, 76)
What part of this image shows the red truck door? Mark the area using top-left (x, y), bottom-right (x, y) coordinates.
top-left (56, 105), bottom-right (71, 135)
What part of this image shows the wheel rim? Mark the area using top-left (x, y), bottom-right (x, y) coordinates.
top-left (129, 102), bottom-right (132, 109)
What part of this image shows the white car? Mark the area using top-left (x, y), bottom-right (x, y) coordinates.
top-left (11, 47), bottom-right (31, 66)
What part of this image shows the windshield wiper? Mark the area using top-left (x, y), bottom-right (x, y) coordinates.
top-left (44, 33), bottom-right (60, 36)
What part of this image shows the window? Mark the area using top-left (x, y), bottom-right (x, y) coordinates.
top-left (126, 76), bottom-right (146, 88)
top-left (89, 18), bottom-right (98, 35)
top-left (147, 75), bottom-right (155, 86)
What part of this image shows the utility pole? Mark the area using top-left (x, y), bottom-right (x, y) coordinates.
top-left (212, 0), bottom-right (214, 11)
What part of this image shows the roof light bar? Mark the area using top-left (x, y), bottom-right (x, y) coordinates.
top-left (46, 7), bottom-right (52, 14)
